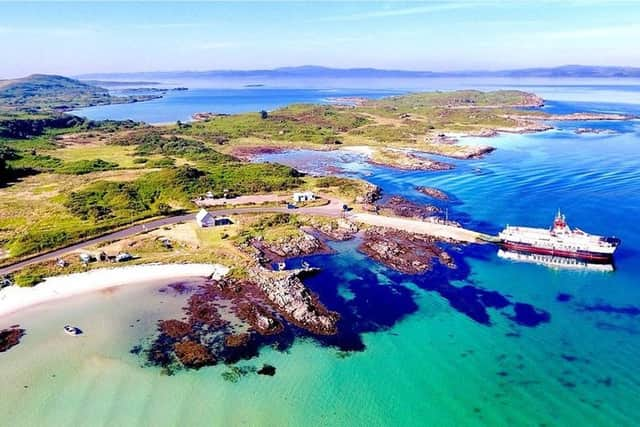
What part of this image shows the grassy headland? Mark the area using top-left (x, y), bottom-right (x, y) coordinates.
top-left (0, 74), bottom-right (161, 114)
top-left (0, 86), bottom-right (620, 268)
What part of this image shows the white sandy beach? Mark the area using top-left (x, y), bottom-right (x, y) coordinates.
top-left (0, 263), bottom-right (228, 318)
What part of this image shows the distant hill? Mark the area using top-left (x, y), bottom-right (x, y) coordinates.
top-left (0, 74), bottom-right (162, 114)
top-left (0, 74), bottom-right (112, 113)
top-left (76, 65), bottom-right (640, 81)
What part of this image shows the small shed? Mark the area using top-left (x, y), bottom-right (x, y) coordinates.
top-left (196, 209), bottom-right (215, 227)
top-left (292, 191), bottom-right (316, 203)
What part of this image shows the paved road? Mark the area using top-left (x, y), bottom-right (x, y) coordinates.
top-left (1, 197), bottom-right (492, 276)
top-left (0, 201), bottom-right (344, 276)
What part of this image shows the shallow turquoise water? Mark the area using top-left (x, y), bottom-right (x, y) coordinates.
top-left (2, 84), bottom-right (640, 426)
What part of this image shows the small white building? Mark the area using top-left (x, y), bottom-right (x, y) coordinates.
top-left (196, 208), bottom-right (215, 227)
top-left (292, 191), bottom-right (316, 203)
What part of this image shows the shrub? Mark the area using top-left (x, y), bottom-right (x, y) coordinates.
top-left (56, 158), bottom-right (118, 175)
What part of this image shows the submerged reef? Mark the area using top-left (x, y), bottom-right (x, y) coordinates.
top-left (0, 325), bottom-right (26, 353)
top-left (142, 268), bottom-right (339, 371)
top-left (138, 214), bottom-right (551, 373)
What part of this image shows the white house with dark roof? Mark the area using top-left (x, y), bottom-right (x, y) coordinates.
top-left (196, 208), bottom-right (215, 227)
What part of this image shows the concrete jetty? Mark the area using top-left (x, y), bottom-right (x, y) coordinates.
top-left (351, 213), bottom-right (492, 243)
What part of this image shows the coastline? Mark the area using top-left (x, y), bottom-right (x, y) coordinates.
top-left (0, 263), bottom-right (228, 318)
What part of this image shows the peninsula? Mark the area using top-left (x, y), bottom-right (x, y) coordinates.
top-left (0, 81), bottom-right (616, 366)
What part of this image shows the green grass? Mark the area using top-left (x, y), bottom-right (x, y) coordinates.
top-left (55, 158), bottom-right (119, 175)
top-left (181, 105), bottom-right (369, 145)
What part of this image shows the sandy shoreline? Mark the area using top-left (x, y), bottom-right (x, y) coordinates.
top-left (0, 263), bottom-right (228, 318)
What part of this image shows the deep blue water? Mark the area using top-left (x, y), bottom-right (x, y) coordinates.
top-left (256, 95), bottom-right (640, 352)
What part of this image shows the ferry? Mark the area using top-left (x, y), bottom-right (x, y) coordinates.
top-left (498, 211), bottom-right (620, 263)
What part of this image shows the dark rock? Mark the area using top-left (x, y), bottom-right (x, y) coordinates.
top-left (0, 326), bottom-right (25, 353)
top-left (257, 364), bottom-right (276, 376)
top-left (556, 293), bottom-right (572, 302)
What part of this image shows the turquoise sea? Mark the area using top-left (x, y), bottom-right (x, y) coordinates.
top-left (3, 79), bottom-right (640, 426)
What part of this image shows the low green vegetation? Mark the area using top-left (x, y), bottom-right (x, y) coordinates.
top-left (181, 105), bottom-right (370, 146)
top-left (1, 87), bottom-right (549, 264)
top-left (111, 128), bottom-right (235, 166)
top-left (56, 158), bottom-right (119, 175)
top-left (363, 89), bottom-right (541, 110)
top-left (236, 213), bottom-right (302, 244)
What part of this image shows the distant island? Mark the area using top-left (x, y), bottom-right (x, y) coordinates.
top-left (75, 64), bottom-right (640, 81)
top-left (0, 74), bottom-right (164, 114)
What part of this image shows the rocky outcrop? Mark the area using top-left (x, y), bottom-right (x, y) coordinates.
top-left (235, 300), bottom-right (283, 335)
top-left (251, 232), bottom-right (332, 263)
top-left (370, 151), bottom-right (455, 171)
top-left (310, 219), bottom-right (359, 241)
top-left (230, 145), bottom-right (286, 161)
top-left (415, 186), bottom-right (449, 201)
top-left (191, 112), bottom-right (230, 121)
top-left (356, 184), bottom-right (382, 204)
top-left (358, 227), bottom-right (457, 274)
top-left (443, 145), bottom-right (496, 159)
top-left (144, 267), bottom-right (338, 371)
top-left (378, 195), bottom-right (440, 219)
top-left (470, 128), bottom-right (499, 137)
top-left (430, 133), bottom-right (459, 144)
top-left (249, 268), bottom-right (339, 335)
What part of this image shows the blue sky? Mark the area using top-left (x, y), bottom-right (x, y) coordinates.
top-left (1, 1), bottom-right (639, 78)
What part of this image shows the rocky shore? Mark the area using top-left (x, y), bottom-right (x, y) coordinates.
top-left (230, 145), bottom-right (287, 161)
top-left (191, 112), bottom-right (231, 121)
top-left (307, 220), bottom-right (359, 241)
top-left (370, 149), bottom-right (455, 171)
top-left (440, 145), bottom-right (496, 159)
top-left (250, 231), bottom-right (333, 264)
top-left (249, 267), bottom-right (339, 334)
top-left (145, 268), bottom-right (338, 371)
top-left (379, 195), bottom-right (440, 219)
top-left (0, 325), bottom-right (25, 353)
top-left (358, 227), bottom-right (456, 274)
